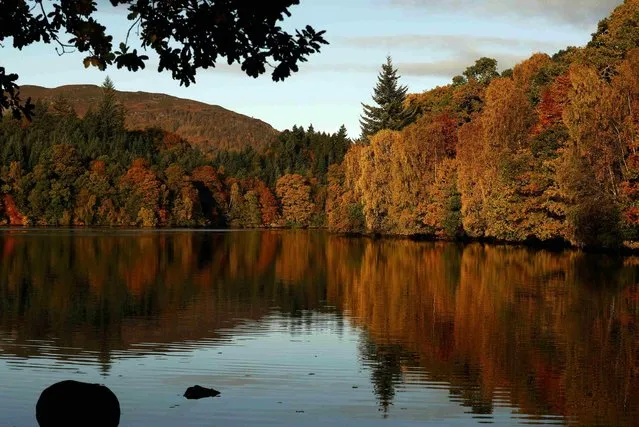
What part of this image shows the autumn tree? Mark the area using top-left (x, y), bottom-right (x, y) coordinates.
top-left (456, 119), bottom-right (487, 237)
top-left (242, 190), bottom-right (263, 228)
top-left (258, 185), bottom-right (279, 226)
top-left (557, 147), bottom-right (622, 247)
top-left (328, 146), bottom-right (367, 233)
top-left (423, 158), bottom-right (462, 238)
top-left (462, 57), bottom-right (499, 85)
top-left (405, 85), bottom-right (455, 120)
top-left (583, 0), bottom-right (639, 81)
top-left (533, 74), bottom-right (571, 135)
top-left (454, 68), bottom-right (568, 243)
top-left (165, 163), bottom-right (201, 226)
top-left (477, 76), bottom-right (545, 241)
top-left (513, 53), bottom-right (552, 105)
top-left (562, 64), bottom-right (622, 202)
top-left (611, 49), bottom-right (639, 238)
top-left (226, 180), bottom-right (245, 227)
top-left (452, 79), bottom-right (487, 122)
top-left (227, 178), bottom-right (276, 228)
top-left (482, 77), bottom-right (532, 153)
top-left (119, 158), bottom-right (161, 227)
top-left (326, 164), bottom-right (364, 233)
top-left (406, 114), bottom-right (457, 180)
top-left (276, 174), bottom-right (314, 227)
top-left (356, 131), bottom-right (396, 232)
top-left (74, 159), bottom-right (116, 225)
top-left (389, 122), bottom-right (446, 233)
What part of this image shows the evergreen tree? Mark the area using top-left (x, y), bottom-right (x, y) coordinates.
top-left (337, 124), bottom-right (348, 140)
top-left (97, 77), bottom-right (126, 140)
top-left (360, 56), bottom-right (416, 139)
top-left (82, 77), bottom-right (127, 159)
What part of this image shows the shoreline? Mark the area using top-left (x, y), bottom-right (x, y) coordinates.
top-left (342, 231), bottom-right (639, 256)
top-left (1, 224), bottom-right (638, 256)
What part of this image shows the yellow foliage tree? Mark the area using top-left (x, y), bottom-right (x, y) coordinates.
top-left (276, 174), bottom-right (314, 227)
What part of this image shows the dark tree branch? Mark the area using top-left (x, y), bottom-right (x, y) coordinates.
top-left (0, 0), bottom-right (328, 119)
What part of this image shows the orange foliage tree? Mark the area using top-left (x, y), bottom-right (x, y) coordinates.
top-left (119, 158), bottom-right (162, 227)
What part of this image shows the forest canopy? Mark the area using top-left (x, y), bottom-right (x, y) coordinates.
top-left (0, 78), bottom-right (350, 228)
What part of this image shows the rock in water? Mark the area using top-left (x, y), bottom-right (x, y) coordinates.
top-left (183, 385), bottom-right (221, 399)
top-left (36, 380), bottom-right (120, 427)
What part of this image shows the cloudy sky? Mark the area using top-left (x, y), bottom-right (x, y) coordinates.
top-left (4, 0), bottom-right (621, 137)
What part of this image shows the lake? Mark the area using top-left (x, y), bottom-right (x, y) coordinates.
top-left (0, 229), bottom-right (637, 426)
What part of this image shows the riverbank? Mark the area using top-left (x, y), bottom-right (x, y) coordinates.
top-left (336, 229), bottom-right (639, 256)
top-left (3, 223), bottom-right (638, 255)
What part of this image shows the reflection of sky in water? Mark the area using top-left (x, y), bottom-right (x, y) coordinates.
top-left (0, 312), bottom-right (565, 426)
top-left (0, 314), bottom-right (568, 427)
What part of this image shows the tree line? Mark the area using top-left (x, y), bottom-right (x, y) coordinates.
top-left (3, 1), bottom-right (639, 249)
top-left (330, 0), bottom-right (639, 248)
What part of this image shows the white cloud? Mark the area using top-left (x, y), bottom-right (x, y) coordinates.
top-left (341, 34), bottom-right (562, 51)
top-left (308, 51), bottom-right (528, 79)
top-left (313, 32), bottom-right (557, 79)
top-left (387, 0), bottom-right (620, 27)
top-left (398, 53), bottom-right (526, 77)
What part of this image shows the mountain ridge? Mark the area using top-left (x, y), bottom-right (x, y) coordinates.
top-left (19, 84), bottom-right (279, 153)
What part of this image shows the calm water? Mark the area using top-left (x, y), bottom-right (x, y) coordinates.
top-left (0, 230), bottom-right (637, 426)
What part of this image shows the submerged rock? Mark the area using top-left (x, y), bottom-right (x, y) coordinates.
top-left (36, 380), bottom-right (120, 427)
top-left (183, 385), bottom-right (221, 399)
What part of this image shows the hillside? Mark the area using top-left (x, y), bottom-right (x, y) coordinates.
top-left (19, 84), bottom-right (278, 153)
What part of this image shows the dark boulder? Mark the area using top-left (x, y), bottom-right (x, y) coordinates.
top-left (36, 380), bottom-right (120, 427)
top-left (183, 385), bottom-right (221, 399)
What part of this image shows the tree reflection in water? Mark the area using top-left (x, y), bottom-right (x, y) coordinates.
top-left (0, 230), bottom-right (638, 425)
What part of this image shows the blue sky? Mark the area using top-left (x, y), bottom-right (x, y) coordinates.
top-left (3, 0), bottom-right (621, 138)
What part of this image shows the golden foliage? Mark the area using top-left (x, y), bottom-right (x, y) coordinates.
top-left (276, 174), bottom-right (314, 227)
top-left (513, 53), bottom-right (551, 90)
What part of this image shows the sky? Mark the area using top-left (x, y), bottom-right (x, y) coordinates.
top-left (3, 0), bottom-right (622, 138)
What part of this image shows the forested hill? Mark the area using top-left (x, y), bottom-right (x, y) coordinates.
top-left (19, 84), bottom-right (278, 153)
top-left (0, 76), bottom-right (352, 229)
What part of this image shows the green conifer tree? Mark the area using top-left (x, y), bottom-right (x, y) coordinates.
top-left (360, 56), bottom-right (416, 139)
top-left (85, 77), bottom-right (126, 154)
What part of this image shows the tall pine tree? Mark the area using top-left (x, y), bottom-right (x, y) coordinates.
top-left (83, 76), bottom-right (126, 156)
top-left (360, 56), bottom-right (416, 139)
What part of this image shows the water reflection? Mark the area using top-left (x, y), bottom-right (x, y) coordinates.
top-left (0, 230), bottom-right (638, 426)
